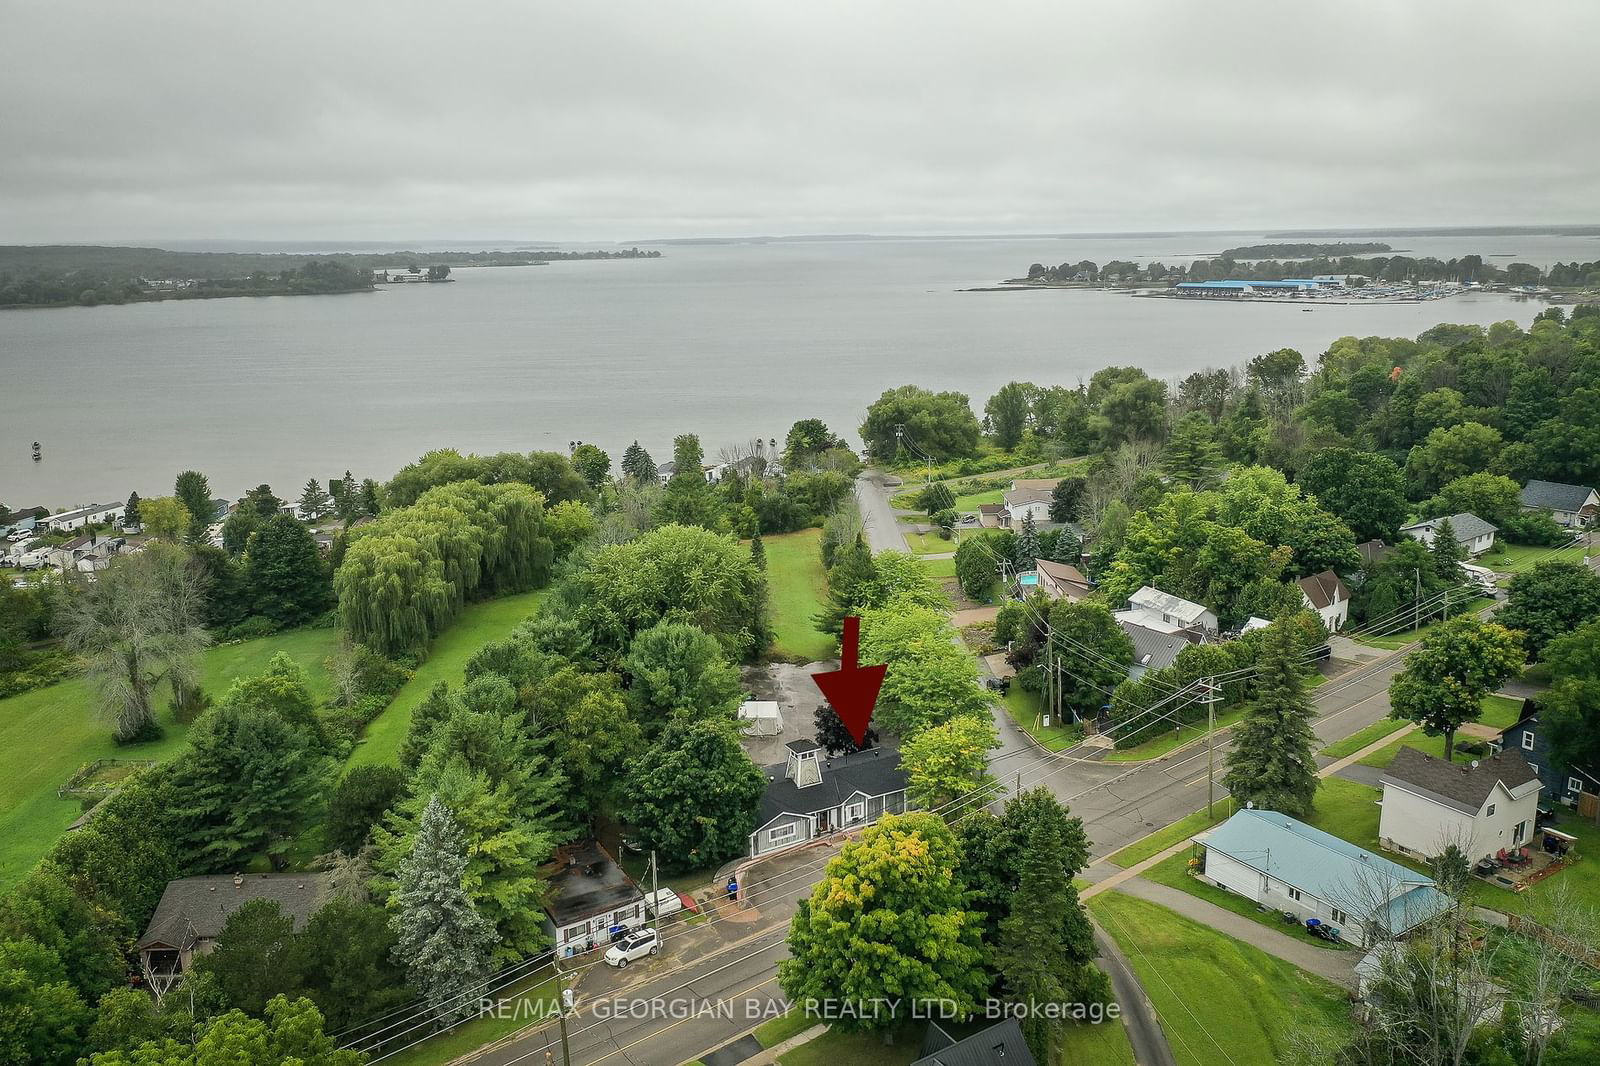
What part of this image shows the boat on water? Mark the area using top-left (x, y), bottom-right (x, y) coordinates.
top-left (31, 441), bottom-right (41, 461)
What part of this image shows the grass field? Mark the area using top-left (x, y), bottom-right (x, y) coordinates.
top-left (1001, 685), bottom-right (1084, 752)
top-left (1088, 892), bottom-right (1353, 1066)
top-left (347, 590), bottom-right (547, 768)
top-left (762, 529), bottom-right (836, 663)
top-left (1107, 804), bottom-right (1233, 868)
top-left (919, 556), bottom-right (957, 580)
top-left (0, 625), bottom-right (341, 889)
top-left (952, 488), bottom-right (1004, 511)
top-left (1355, 694), bottom-right (1524, 770)
top-left (1482, 540), bottom-right (1591, 576)
top-left (776, 1024), bottom-right (921, 1065)
top-left (903, 530), bottom-right (957, 555)
top-left (1355, 596), bottom-right (1495, 649)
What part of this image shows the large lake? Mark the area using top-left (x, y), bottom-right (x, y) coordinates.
top-left (4, 231), bottom-right (1595, 505)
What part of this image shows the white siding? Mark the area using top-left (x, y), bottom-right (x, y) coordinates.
top-left (1379, 783), bottom-right (1540, 862)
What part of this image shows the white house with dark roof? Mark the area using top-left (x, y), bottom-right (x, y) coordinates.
top-left (542, 839), bottom-right (645, 959)
top-left (1520, 479), bottom-right (1598, 527)
top-left (747, 740), bottom-right (908, 857)
top-left (136, 872), bottom-right (331, 999)
top-left (1400, 512), bottom-right (1498, 556)
top-left (1297, 570), bottom-right (1350, 632)
top-left (1378, 749), bottom-right (1542, 864)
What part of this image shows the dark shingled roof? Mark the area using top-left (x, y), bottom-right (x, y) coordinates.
top-left (785, 738), bottom-right (821, 754)
top-left (758, 747), bottom-right (907, 825)
top-left (1297, 569), bottom-right (1349, 610)
top-left (913, 1018), bottom-right (1036, 1066)
top-left (542, 840), bottom-right (642, 927)
top-left (1401, 512), bottom-right (1498, 543)
top-left (1357, 539), bottom-right (1392, 567)
top-left (1521, 479), bottom-right (1596, 513)
top-left (1381, 748), bottom-right (1541, 814)
top-left (136, 873), bottom-right (332, 951)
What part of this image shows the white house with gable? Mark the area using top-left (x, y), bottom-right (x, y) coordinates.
top-left (1378, 748), bottom-right (1542, 863)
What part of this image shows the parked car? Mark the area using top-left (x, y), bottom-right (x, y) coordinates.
top-left (644, 888), bottom-right (684, 919)
top-left (604, 929), bottom-right (659, 968)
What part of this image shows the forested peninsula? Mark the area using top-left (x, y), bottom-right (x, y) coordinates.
top-left (0, 245), bottom-right (661, 309)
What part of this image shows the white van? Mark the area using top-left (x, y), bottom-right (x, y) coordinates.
top-left (643, 888), bottom-right (684, 919)
top-left (1460, 563), bottom-right (1499, 594)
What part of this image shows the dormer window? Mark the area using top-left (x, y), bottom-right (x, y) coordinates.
top-left (1522, 731), bottom-right (1535, 750)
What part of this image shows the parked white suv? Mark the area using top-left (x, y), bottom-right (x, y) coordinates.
top-left (644, 888), bottom-right (683, 919)
top-left (604, 929), bottom-right (660, 968)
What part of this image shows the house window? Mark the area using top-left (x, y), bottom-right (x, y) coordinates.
top-left (768, 823), bottom-right (798, 845)
top-left (1287, 887), bottom-right (1302, 902)
top-left (843, 801), bottom-right (867, 825)
top-left (1487, 803), bottom-right (1496, 817)
top-left (1522, 731), bottom-right (1535, 751)
top-left (1331, 908), bottom-right (1349, 925)
top-left (1570, 778), bottom-right (1585, 795)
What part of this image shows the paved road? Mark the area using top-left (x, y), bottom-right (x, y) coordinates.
top-left (853, 471), bottom-right (908, 553)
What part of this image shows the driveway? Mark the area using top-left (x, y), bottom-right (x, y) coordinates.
top-left (854, 471), bottom-right (908, 553)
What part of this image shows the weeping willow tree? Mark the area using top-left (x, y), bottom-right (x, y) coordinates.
top-left (335, 481), bottom-right (554, 656)
top-left (57, 543), bottom-right (213, 742)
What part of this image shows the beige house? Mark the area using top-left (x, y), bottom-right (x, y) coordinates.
top-left (1379, 749), bottom-right (1542, 863)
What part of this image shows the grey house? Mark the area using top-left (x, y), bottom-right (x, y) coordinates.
top-left (747, 740), bottom-right (909, 857)
top-left (1520, 479), bottom-right (1599, 528)
top-left (136, 872), bottom-right (331, 1000)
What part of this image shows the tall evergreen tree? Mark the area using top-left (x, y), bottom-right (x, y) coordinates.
top-left (1222, 620), bottom-right (1319, 817)
top-left (245, 513), bottom-right (333, 626)
top-left (242, 483), bottom-right (284, 517)
top-left (1429, 517), bottom-right (1466, 585)
top-left (174, 469), bottom-right (213, 544)
top-left (620, 440), bottom-right (656, 483)
top-left (299, 479), bottom-right (333, 520)
top-left (358, 478), bottom-right (383, 516)
top-left (1016, 511), bottom-right (1041, 570)
top-left (1162, 411), bottom-right (1223, 486)
top-left (389, 796), bottom-right (498, 1023)
top-left (995, 813), bottom-right (1107, 1062)
top-left (815, 534), bottom-right (877, 634)
top-left (750, 532), bottom-right (766, 570)
top-left (122, 491), bottom-right (141, 529)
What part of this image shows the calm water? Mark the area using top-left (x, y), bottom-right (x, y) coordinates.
top-left (4, 231), bottom-right (1592, 506)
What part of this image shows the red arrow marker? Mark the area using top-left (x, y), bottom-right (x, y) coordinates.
top-left (811, 615), bottom-right (887, 748)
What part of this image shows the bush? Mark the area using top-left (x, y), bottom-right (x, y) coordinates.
top-left (0, 650), bottom-right (77, 698)
top-left (1499, 510), bottom-right (1571, 547)
top-left (225, 615), bottom-right (281, 641)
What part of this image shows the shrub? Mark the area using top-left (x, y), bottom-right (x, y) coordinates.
top-left (225, 615), bottom-right (281, 641)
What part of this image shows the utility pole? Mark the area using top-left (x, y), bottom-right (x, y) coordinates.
top-left (650, 851), bottom-right (660, 944)
top-left (1202, 677), bottom-right (1220, 820)
top-left (554, 966), bottom-right (572, 1066)
top-left (1414, 568), bottom-right (1421, 631)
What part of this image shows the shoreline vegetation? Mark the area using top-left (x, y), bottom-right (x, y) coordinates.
top-left (0, 243), bottom-right (662, 310)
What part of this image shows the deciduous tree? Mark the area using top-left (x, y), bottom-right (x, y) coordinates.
top-left (621, 720), bottom-right (765, 873)
top-left (244, 513), bottom-right (332, 626)
top-left (1498, 561), bottom-right (1600, 659)
top-left (1389, 618), bottom-right (1524, 761)
top-left (900, 713), bottom-right (998, 810)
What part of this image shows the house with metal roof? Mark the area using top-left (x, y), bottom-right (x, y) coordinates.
top-left (1379, 748), bottom-right (1542, 863)
top-left (1118, 619), bottom-right (1196, 681)
top-left (1519, 479), bottom-right (1598, 527)
top-left (1194, 808), bottom-right (1451, 946)
top-left (136, 872), bottom-right (331, 1000)
top-left (747, 741), bottom-right (908, 857)
top-left (43, 501), bottom-right (125, 532)
top-left (1116, 585), bottom-right (1217, 635)
top-left (1399, 512), bottom-right (1498, 556)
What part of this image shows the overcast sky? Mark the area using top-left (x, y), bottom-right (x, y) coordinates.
top-left (3, 1), bottom-right (1596, 244)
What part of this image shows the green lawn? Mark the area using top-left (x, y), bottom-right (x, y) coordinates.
top-left (952, 488), bottom-right (1004, 511)
top-left (0, 626), bottom-right (341, 889)
top-left (762, 529), bottom-right (837, 663)
top-left (380, 972), bottom-right (558, 1066)
top-left (1104, 705), bottom-right (1249, 763)
top-left (904, 530), bottom-right (957, 555)
top-left (1001, 685), bottom-right (1084, 753)
top-left (1355, 596), bottom-right (1494, 649)
top-left (755, 1010), bottom-right (815, 1049)
top-left (1319, 718), bottom-right (1411, 759)
top-left (919, 556), bottom-right (957, 580)
top-left (1142, 851), bottom-right (1351, 950)
top-left (1481, 540), bottom-right (1590, 575)
top-left (1108, 804), bottom-right (1233, 868)
top-left (1088, 893), bottom-right (1353, 1066)
top-left (1056, 1016), bottom-right (1138, 1066)
top-left (777, 1024), bottom-right (921, 1066)
top-left (347, 590), bottom-right (547, 768)
top-left (1356, 695), bottom-right (1523, 770)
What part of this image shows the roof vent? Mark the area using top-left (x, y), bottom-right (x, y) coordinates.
top-left (1471, 761), bottom-right (1480, 770)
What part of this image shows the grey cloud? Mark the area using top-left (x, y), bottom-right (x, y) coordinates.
top-left (2, 0), bottom-right (1596, 241)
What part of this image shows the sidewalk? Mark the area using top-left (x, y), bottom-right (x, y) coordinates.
top-left (1115, 878), bottom-right (1359, 989)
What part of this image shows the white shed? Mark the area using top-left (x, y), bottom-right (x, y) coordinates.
top-left (738, 700), bottom-right (785, 737)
